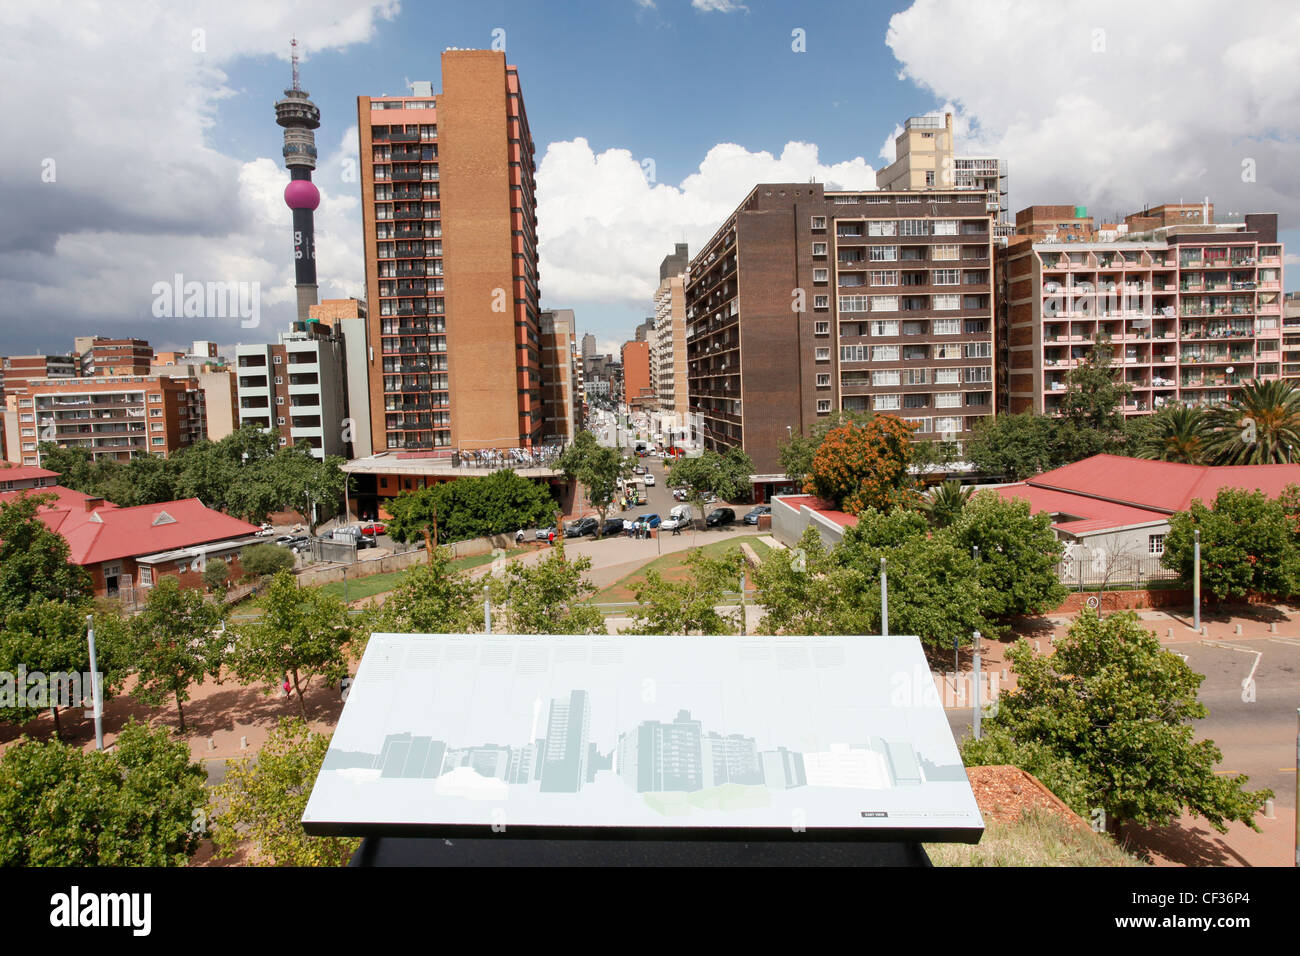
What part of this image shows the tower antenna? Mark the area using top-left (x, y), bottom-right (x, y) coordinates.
top-left (291, 36), bottom-right (300, 91)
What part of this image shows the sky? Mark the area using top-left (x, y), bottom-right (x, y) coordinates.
top-left (2, 0), bottom-right (1299, 359)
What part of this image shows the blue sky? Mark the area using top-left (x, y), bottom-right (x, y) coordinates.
top-left (2, 0), bottom-right (1297, 356)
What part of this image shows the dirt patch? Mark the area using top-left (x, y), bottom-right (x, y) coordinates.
top-left (966, 765), bottom-right (1086, 829)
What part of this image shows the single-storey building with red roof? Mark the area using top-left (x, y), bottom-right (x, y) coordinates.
top-left (0, 465), bottom-right (261, 600)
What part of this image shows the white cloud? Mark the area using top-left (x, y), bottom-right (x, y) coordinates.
top-left (884, 0), bottom-right (1300, 222)
top-left (692, 0), bottom-right (748, 12)
top-left (537, 139), bottom-right (876, 309)
top-left (0, 0), bottom-right (396, 353)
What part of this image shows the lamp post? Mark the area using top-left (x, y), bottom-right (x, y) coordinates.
top-left (1193, 528), bottom-right (1201, 631)
top-left (85, 614), bottom-right (103, 751)
top-left (880, 557), bottom-right (889, 637)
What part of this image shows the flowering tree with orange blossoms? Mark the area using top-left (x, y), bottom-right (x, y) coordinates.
top-left (805, 416), bottom-right (920, 515)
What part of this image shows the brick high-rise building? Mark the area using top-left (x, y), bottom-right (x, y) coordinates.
top-left (998, 208), bottom-right (1286, 416)
top-left (686, 183), bottom-right (996, 493)
top-left (621, 340), bottom-right (653, 411)
top-left (81, 337), bottom-right (154, 377)
top-left (1, 354), bottom-right (77, 400)
top-left (652, 243), bottom-right (689, 424)
top-left (357, 50), bottom-right (540, 454)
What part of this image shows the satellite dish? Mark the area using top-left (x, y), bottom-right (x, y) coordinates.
top-left (1226, 366), bottom-right (1235, 375)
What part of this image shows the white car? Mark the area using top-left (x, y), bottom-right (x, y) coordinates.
top-left (644, 473), bottom-right (656, 486)
top-left (660, 514), bottom-right (687, 531)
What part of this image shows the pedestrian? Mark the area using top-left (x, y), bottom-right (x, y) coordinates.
top-left (282, 676), bottom-right (291, 698)
top-left (548, 529), bottom-right (556, 547)
top-left (672, 520), bottom-right (681, 536)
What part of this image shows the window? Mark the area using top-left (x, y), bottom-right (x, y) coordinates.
top-left (933, 294), bottom-right (960, 310)
top-left (870, 245), bottom-right (898, 262)
top-left (274, 376), bottom-right (283, 385)
top-left (904, 416), bottom-right (931, 434)
top-left (812, 242), bottom-right (828, 256)
top-left (903, 393), bottom-right (929, 408)
top-left (813, 295), bottom-right (830, 309)
top-left (811, 216), bottom-right (827, 229)
top-left (151, 436), bottom-right (164, 446)
top-left (964, 319), bottom-right (988, 334)
top-left (933, 318), bottom-right (960, 335)
top-left (933, 244), bottom-right (960, 261)
top-left (900, 219), bottom-right (929, 236)
top-left (874, 394), bottom-right (901, 410)
top-left (870, 301), bottom-right (898, 317)
top-left (933, 269), bottom-right (960, 285)
top-left (817, 399), bottom-right (832, 413)
top-left (276, 417), bottom-right (286, 426)
top-left (840, 345), bottom-right (868, 362)
top-left (869, 320), bottom-right (897, 337)
top-left (813, 268), bottom-right (828, 283)
top-left (149, 394), bottom-right (162, 403)
top-left (870, 270), bottom-right (898, 286)
top-left (964, 341), bottom-right (991, 358)
top-left (873, 370), bottom-right (901, 386)
top-left (935, 416), bottom-right (962, 435)
top-left (816, 373), bottom-right (831, 387)
top-left (151, 423), bottom-right (163, 432)
top-left (965, 366), bottom-right (991, 383)
top-left (934, 363), bottom-right (960, 380)
top-left (839, 295), bottom-right (870, 312)
top-left (868, 221), bottom-right (897, 237)
top-left (1149, 534), bottom-right (1165, 555)
top-left (150, 408), bottom-right (162, 417)
top-left (814, 321), bottom-right (830, 335)
top-left (139, 567), bottom-right (152, 587)
top-left (935, 393), bottom-right (961, 408)
top-left (904, 368), bottom-right (928, 384)
top-left (871, 345), bottom-right (899, 362)
top-left (815, 348), bottom-right (831, 361)
top-left (933, 220), bottom-right (958, 235)
top-left (900, 320), bottom-right (924, 336)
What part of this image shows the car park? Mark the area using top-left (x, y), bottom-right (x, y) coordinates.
top-left (705, 507), bottom-right (736, 528)
top-left (743, 505), bottom-right (771, 525)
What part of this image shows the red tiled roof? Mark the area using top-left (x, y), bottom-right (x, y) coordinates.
top-left (1027, 454), bottom-right (1300, 513)
top-left (994, 484), bottom-right (1167, 535)
top-left (2, 486), bottom-right (259, 565)
top-left (0, 465), bottom-right (60, 482)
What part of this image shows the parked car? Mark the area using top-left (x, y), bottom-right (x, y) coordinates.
top-left (256, 523), bottom-right (275, 537)
top-left (600, 517), bottom-right (625, 537)
top-left (644, 473), bottom-right (656, 486)
top-left (743, 505), bottom-right (772, 525)
top-left (705, 507), bottom-right (736, 528)
top-left (331, 525), bottom-right (376, 549)
top-left (660, 513), bottom-right (690, 531)
top-left (637, 513), bottom-right (662, 529)
top-left (273, 535), bottom-right (298, 547)
top-left (536, 525), bottom-right (556, 540)
top-left (565, 516), bottom-right (599, 538)
top-left (287, 535), bottom-right (311, 553)
top-left (632, 464), bottom-right (647, 475)
top-left (360, 522), bottom-right (386, 536)
top-left (701, 492), bottom-right (719, 505)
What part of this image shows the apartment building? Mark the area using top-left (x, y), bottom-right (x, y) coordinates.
top-left (686, 183), bottom-right (996, 488)
top-left (80, 337), bottom-right (154, 377)
top-left (652, 243), bottom-right (690, 424)
top-left (235, 321), bottom-right (348, 459)
top-left (539, 308), bottom-right (579, 441)
top-left (14, 374), bottom-right (205, 464)
top-left (622, 340), bottom-right (653, 411)
top-left (875, 113), bottom-right (1008, 219)
top-left (1285, 292), bottom-right (1300, 378)
top-left (998, 210), bottom-right (1285, 416)
top-left (309, 297), bottom-right (371, 458)
top-left (1, 353), bottom-right (77, 400)
top-left (357, 50), bottom-right (541, 455)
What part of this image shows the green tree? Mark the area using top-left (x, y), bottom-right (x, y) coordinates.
top-left (241, 542), bottom-right (296, 578)
top-left (963, 611), bottom-right (1271, 834)
top-left (1058, 335), bottom-right (1131, 437)
top-left (805, 416), bottom-right (919, 515)
top-left (30, 445), bottom-right (95, 490)
top-left (920, 480), bottom-right (972, 528)
top-left (128, 577), bottom-right (225, 733)
top-left (388, 471), bottom-right (555, 553)
top-left (497, 539), bottom-right (603, 634)
top-left (229, 570), bottom-right (356, 717)
top-left (210, 717), bottom-right (359, 866)
top-left (202, 558), bottom-right (230, 596)
top-left (0, 600), bottom-right (130, 738)
top-left (946, 491), bottom-right (1066, 627)
top-left (667, 447), bottom-right (756, 512)
top-left (0, 492), bottom-right (93, 613)
top-left (1205, 378), bottom-right (1300, 464)
top-left (271, 446), bottom-right (350, 533)
top-left (558, 430), bottom-right (631, 536)
top-left (1162, 488), bottom-right (1300, 600)
top-left (751, 527), bottom-right (863, 636)
top-left (376, 548), bottom-right (482, 633)
top-left (1136, 403), bottom-right (1213, 464)
top-left (386, 484), bottom-right (442, 558)
top-left (623, 548), bottom-right (744, 635)
top-left (775, 410), bottom-right (873, 487)
top-left (0, 719), bottom-right (207, 866)
top-left (966, 413), bottom-right (1061, 480)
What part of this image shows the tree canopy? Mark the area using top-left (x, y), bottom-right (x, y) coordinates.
top-left (805, 415), bottom-right (918, 515)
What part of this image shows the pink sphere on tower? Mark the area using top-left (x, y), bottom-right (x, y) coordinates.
top-left (284, 179), bottom-right (321, 211)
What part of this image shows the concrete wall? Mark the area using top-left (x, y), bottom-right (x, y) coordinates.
top-left (770, 495), bottom-right (849, 550)
top-left (292, 531), bottom-right (519, 587)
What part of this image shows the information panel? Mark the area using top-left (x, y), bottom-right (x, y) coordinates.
top-left (303, 633), bottom-right (984, 842)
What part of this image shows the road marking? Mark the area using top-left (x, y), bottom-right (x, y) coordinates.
top-left (1200, 640), bottom-right (1263, 687)
top-left (1268, 637), bottom-right (1300, 647)
top-left (1213, 770), bottom-right (1240, 775)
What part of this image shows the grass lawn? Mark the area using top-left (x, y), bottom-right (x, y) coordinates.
top-left (925, 810), bottom-right (1144, 867)
top-left (585, 538), bottom-right (749, 606)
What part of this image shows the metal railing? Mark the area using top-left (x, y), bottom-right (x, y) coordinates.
top-left (1055, 552), bottom-right (1179, 589)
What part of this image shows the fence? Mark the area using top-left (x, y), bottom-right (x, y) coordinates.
top-left (449, 445), bottom-right (565, 470)
top-left (310, 536), bottom-right (358, 566)
top-left (1055, 552), bottom-right (1180, 589)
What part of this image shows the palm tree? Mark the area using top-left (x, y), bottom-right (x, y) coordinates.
top-left (921, 480), bottom-right (972, 528)
top-left (1136, 404), bottom-right (1212, 464)
top-left (1205, 379), bottom-right (1300, 465)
